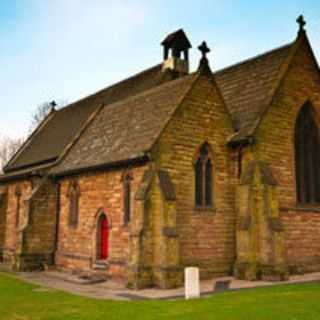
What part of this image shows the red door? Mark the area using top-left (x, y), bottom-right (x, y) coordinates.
top-left (99, 215), bottom-right (109, 260)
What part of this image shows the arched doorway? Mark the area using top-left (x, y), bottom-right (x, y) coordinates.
top-left (97, 214), bottom-right (109, 260)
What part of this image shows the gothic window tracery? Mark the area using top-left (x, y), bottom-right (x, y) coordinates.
top-left (195, 142), bottom-right (214, 208)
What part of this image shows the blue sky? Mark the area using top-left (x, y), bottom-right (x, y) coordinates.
top-left (1, 0), bottom-right (320, 139)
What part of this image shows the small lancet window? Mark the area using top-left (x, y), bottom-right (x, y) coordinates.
top-left (67, 180), bottom-right (80, 227)
top-left (0, 193), bottom-right (5, 209)
top-left (15, 185), bottom-right (22, 227)
top-left (123, 173), bottom-right (132, 225)
top-left (195, 142), bottom-right (214, 208)
top-left (295, 103), bottom-right (320, 204)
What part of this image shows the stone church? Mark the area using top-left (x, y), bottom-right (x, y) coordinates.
top-left (0, 16), bottom-right (319, 289)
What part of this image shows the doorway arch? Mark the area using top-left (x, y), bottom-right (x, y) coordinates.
top-left (97, 213), bottom-right (109, 260)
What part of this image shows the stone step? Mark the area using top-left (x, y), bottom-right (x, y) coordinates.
top-left (93, 261), bottom-right (108, 271)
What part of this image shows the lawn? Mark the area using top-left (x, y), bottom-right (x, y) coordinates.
top-left (1, 273), bottom-right (320, 320)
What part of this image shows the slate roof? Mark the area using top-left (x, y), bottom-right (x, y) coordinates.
top-left (51, 74), bottom-right (196, 175)
top-left (51, 40), bottom-right (299, 176)
top-left (215, 42), bottom-right (294, 142)
top-left (2, 34), bottom-right (307, 180)
top-left (4, 64), bottom-right (179, 174)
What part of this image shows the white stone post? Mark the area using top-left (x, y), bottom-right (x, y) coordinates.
top-left (185, 267), bottom-right (200, 299)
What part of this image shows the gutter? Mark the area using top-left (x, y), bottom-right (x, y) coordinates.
top-left (51, 155), bottom-right (150, 179)
top-left (0, 166), bottom-right (53, 184)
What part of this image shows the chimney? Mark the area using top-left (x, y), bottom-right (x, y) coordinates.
top-left (161, 29), bottom-right (192, 75)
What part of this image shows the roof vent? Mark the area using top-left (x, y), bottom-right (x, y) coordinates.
top-left (161, 29), bottom-right (192, 75)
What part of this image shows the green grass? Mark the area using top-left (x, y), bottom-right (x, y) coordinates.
top-left (0, 273), bottom-right (320, 320)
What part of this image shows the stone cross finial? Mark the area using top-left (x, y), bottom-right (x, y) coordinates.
top-left (197, 41), bottom-right (212, 74)
top-left (50, 100), bottom-right (57, 111)
top-left (296, 15), bottom-right (306, 32)
top-left (198, 41), bottom-right (210, 59)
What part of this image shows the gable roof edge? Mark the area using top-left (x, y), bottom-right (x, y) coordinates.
top-left (4, 108), bottom-right (57, 173)
top-left (209, 72), bottom-right (238, 132)
top-left (50, 102), bottom-right (106, 175)
top-left (250, 32), bottom-right (316, 139)
top-left (146, 72), bottom-right (200, 157)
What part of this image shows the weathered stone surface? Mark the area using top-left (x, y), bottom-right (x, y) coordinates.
top-left (235, 161), bottom-right (288, 281)
top-left (0, 178), bottom-right (57, 270)
top-left (56, 165), bottom-right (147, 283)
top-left (0, 189), bottom-right (8, 260)
top-left (152, 73), bottom-right (237, 280)
top-left (254, 38), bottom-right (320, 274)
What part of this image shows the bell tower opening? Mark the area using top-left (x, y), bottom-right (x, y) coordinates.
top-left (161, 29), bottom-right (192, 75)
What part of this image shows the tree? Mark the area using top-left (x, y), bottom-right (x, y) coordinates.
top-left (0, 100), bottom-right (67, 173)
top-left (0, 135), bottom-right (25, 173)
top-left (29, 100), bottom-right (67, 132)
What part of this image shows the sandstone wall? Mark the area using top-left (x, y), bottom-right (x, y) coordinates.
top-left (254, 37), bottom-right (320, 272)
top-left (2, 180), bottom-right (32, 264)
top-left (56, 165), bottom-right (147, 280)
top-left (153, 73), bottom-right (237, 278)
top-left (0, 186), bottom-right (8, 260)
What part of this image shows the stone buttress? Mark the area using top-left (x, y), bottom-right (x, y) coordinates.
top-left (127, 168), bottom-right (182, 289)
top-left (234, 160), bottom-right (288, 281)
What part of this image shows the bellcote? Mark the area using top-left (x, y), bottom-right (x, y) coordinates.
top-left (161, 29), bottom-right (192, 74)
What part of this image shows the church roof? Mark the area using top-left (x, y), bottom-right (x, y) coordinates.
top-left (4, 64), bottom-right (179, 174)
top-left (51, 73), bottom-right (196, 176)
top-left (1, 31), bottom-right (312, 181)
top-left (51, 39), bottom-right (296, 176)
top-left (215, 42), bottom-right (294, 143)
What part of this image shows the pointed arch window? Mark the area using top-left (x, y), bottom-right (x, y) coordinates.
top-left (123, 172), bottom-right (133, 225)
top-left (295, 103), bottom-right (320, 204)
top-left (67, 180), bottom-right (80, 227)
top-left (15, 185), bottom-right (21, 227)
top-left (195, 142), bottom-right (213, 208)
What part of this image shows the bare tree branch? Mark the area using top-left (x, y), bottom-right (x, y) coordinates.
top-left (0, 135), bottom-right (25, 172)
top-left (0, 100), bottom-right (68, 173)
top-left (29, 100), bottom-right (67, 133)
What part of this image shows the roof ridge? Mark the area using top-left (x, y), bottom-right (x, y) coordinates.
top-left (249, 33), bottom-right (309, 138)
top-left (214, 41), bottom-right (294, 76)
top-left (51, 72), bottom-right (197, 176)
top-left (4, 109), bottom-right (57, 173)
top-left (94, 72), bottom-right (195, 111)
top-left (57, 63), bottom-right (163, 113)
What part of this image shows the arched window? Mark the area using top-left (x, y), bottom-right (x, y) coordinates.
top-left (123, 173), bottom-right (132, 225)
top-left (15, 185), bottom-right (21, 227)
top-left (67, 180), bottom-right (80, 227)
top-left (97, 213), bottom-right (109, 260)
top-left (195, 142), bottom-right (213, 208)
top-left (295, 103), bottom-right (320, 204)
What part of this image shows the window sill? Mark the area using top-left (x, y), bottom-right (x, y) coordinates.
top-left (194, 206), bottom-right (217, 214)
